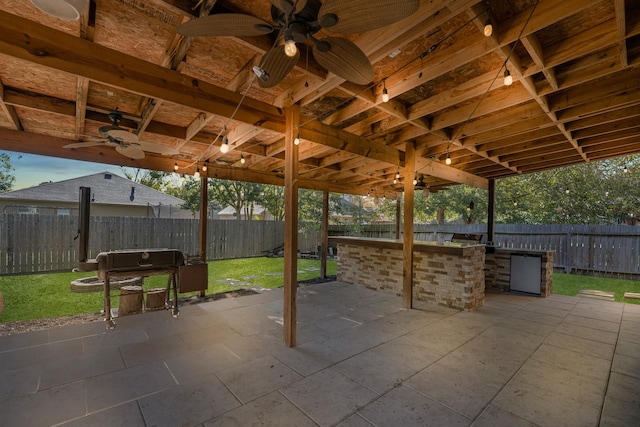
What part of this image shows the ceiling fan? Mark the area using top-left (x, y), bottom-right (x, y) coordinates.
top-left (63, 110), bottom-right (180, 160)
top-left (176, 0), bottom-right (419, 88)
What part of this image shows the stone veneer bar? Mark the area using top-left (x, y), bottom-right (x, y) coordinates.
top-left (329, 237), bottom-right (486, 311)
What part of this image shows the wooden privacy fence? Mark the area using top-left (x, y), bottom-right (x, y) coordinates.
top-left (327, 223), bottom-right (640, 278)
top-left (0, 214), bottom-right (285, 275)
top-left (1, 213), bottom-right (639, 277)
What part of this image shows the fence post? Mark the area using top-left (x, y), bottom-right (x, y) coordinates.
top-left (564, 232), bottom-right (572, 273)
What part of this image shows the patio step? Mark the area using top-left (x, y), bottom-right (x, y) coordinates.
top-left (623, 292), bottom-right (640, 300)
top-left (578, 289), bottom-right (615, 300)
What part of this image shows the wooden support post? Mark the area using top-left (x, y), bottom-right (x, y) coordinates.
top-left (395, 195), bottom-right (402, 240)
top-left (403, 141), bottom-right (415, 309)
top-left (198, 175), bottom-right (208, 297)
top-left (487, 179), bottom-right (495, 244)
top-left (320, 191), bottom-right (329, 279)
top-left (284, 104), bottom-right (300, 347)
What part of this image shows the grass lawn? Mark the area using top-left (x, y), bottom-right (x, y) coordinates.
top-left (0, 257), bottom-right (336, 323)
top-left (552, 273), bottom-right (640, 304)
top-left (1, 260), bottom-right (638, 323)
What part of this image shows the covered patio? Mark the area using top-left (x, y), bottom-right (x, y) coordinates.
top-left (1, 281), bottom-right (638, 426)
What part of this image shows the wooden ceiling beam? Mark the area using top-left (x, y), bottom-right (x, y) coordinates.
top-left (0, 10), bottom-right (284, 127)
top-left (0, 80), bottom-right (22, 131)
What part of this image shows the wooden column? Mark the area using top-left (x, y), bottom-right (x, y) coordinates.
top-left (487, 178), bottom-right (495, 244)
top-left (395, 195), bottom-right (402, 240)
top-left (403, 142), bottom-right (415, 309)
top-left (284, 104), bottom-right (300, 347)
top-left (198, 175), bottom-right (208, 297)
top-left (320, 190), bottom-right (329, 280)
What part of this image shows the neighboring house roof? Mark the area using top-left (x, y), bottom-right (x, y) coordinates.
top-left (0, 172), bottom-right (184, 207)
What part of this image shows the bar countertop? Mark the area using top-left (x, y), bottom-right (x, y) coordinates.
top-left (328, 236), bottom-right (484, 255)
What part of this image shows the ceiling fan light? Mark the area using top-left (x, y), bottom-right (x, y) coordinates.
top-left (319, 13), bottom-right (338, 29)
top-left (483, 20), bottom-right (493, 37)
top-left (504, 69), bottom-right (513, 86)
top-left (31, 0), bottom-right (85, 21)
top-left (284, 29), bottom-right (298, 57)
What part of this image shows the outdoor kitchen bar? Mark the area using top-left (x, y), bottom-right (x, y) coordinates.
top-left (329, 236), bottom-right (554, 311)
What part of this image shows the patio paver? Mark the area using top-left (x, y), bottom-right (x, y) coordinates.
top-left (0, 281), bottom-right (638, 426)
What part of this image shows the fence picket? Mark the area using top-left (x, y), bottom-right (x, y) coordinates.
top-left (1, 215), bottom-right (640, 278)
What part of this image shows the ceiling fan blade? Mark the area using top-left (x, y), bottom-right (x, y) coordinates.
top-left (176, 14), bottom-right (274, 37)
top-left (268, 0), bottom-right (307, 13)
top-left (313, 37), bottom-right (374, 85)
top-left (63, 141), bottom-right (105, 149)
top-left (318, 0), bottom-right (419, 34)
top-left (258, 46), bottom-right (300, 88)
top-left (106, 128), bottom-right (138, 143)
top-left (137, 141), bottom-right (180, 156)
top-left (115, 144), bottom-right (145, 160)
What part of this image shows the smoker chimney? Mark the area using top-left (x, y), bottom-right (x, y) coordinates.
top-left (76, 186), bottom-right (97, 271)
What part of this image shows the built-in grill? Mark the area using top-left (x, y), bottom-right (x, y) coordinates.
top-left (450, 233), bottom-right (484, 245)
top-left (75, 187), bottom-right (186, 328)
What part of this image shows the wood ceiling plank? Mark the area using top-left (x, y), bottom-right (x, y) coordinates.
top-left (614, 0), bottom-right (628, 67)
top-left (0, 10), bottom-right (285, 128)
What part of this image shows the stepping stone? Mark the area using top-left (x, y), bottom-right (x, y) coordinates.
top-left (304, 267), bottom-right (320, 271)
top-left (623, 292), bottom-right (640, 300)
top-left (265, 272), bottom-right (283, 277)
top-left (578, 289), bottom-right (615, 300)
top-left (242, 275), bottom-right (260, 280)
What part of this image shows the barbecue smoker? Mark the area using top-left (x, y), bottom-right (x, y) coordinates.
top-left (75, 186), bottom-right (197, 329)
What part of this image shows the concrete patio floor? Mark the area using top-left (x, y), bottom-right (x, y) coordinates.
top-left (1, 281), bottom-right (639, 426)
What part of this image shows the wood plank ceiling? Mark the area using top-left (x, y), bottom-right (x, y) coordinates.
top-left (0, 0), bottom-right (638, 197)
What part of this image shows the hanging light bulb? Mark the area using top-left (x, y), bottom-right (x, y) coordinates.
top-left (393, 178), bottom-right (397, 184)
top-left (194, 166), bottom-right (200, 178)
top-left (413, 174), bottom-right (418, 186)
top-left (173, 162), bottom-right (179, 171)
top-left (565, 187), bottom-right (570, 194)
top-left (624, 165), bottom-right (629, 173)
top-left (504, 69), bottom-right (513, 86)
top-left (483, 19), bottom-right (493, 37)
top-left (445, 153), bottom-right (452, 165)
top-left (294, 133), bottom-right (300, 145)
top-left (395, 169), bottom-right (400, 180)
top-left (283, 29), bottom-right (297, 57)
top-left (240, 154), bottom-right (246, 164)
top-left (202, 161), bottom-right (207, 172)
top-left (220, 135), bottom-right (230, 153)
top-left (382, 80), bottom-right (389, 103)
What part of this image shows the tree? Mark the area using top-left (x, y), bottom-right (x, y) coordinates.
top-left (0, 153), bottom-right (15, 193)
top-left (120, 168), bottom-right (169, 191)
top-left (208, 179), bottom-right (262, 220)
top-left (262, 185), bottom-right (285, 221)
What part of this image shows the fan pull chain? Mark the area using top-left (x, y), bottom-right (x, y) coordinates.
top-left (304, 46), bottom-right (309, 88)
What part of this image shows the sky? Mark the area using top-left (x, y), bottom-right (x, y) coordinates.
top-left (3, 150), bottom-right (135, 190)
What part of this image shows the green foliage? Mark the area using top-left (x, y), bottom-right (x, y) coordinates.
top-left (0, 152), bottom-right (16, 193)
top-left (208, 179), bottom-right (262, 219)
top-left (120, 168), bottom-right (170, 191)
top-left (496, 156), bottom-right (640, 224)
top-left (0, 258), bottom-right (337, 322)
top-left (262, 185), bottom-right (285, 221)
